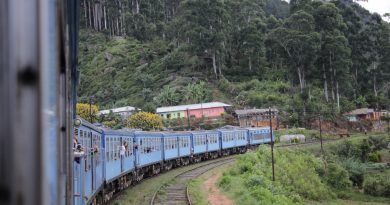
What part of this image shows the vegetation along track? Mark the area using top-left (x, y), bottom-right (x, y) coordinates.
top-left (276, 138), bottom-right (342, 148)
top-left (150, 157), bottom-right (235, 205)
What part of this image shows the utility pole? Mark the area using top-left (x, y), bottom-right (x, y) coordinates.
top-left (387, 105), bottom-right (389, 139)
top-left (319, 115), bottom-right (323, 154)
top-left (187, 108), bottom-right (190, 129)
top-left (269, 107), bottom-right (275, 181)
top-left (89, 95), bottom-right (94, 123)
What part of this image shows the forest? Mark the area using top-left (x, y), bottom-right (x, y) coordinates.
top-left (77, 0), bottom-right (390, 126)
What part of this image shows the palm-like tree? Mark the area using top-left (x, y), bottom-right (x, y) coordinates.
top-left (157, 85), bottom-right (179, 106)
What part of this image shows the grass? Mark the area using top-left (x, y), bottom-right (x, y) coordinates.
top-left (109, 157), bottom-right (236, 205)
top-left (289, 132), bottom-right (387, 154)
top-left (306, 188), bottom-right (390, 204)
top-left (296, 132), bottom-right (390, 205)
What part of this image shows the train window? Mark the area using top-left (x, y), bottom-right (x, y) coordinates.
top-left (129, 139), bottom-right (133, 156)
top-left (140, 138), bottom-right (143, 154)
top-left (113, 137), bottom-right (116, 159)
top-left (106, 138), bottom-right (110, 161)
top-left (110, 137), bottom-right (113, 161)
top-left (151, 138), bottom-right (154, 152)
top-left (155, 138), bottom-right (158, 151)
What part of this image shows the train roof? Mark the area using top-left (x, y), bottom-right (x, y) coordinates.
top-left (161, 131), bottom-right (192, 136)
top-left (190, 130), bottom-right (219, 134)
top-left (245, 127), bottom-right (271, 130)
top-left (104, 129), bottom-right (136, 136)
top-left (77, 117), bottom-right (103, 133)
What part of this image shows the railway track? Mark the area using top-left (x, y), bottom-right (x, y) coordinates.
top-left (150, 157), bottom-right (235, 205)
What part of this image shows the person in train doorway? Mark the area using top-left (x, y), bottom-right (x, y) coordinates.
top-left (120, 142), bottom-right (126, 159)
top-left (73, 137), bottom-right (84, 164)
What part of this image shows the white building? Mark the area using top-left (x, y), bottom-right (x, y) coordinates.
top-left (99, 106), bottom-right (139, 119)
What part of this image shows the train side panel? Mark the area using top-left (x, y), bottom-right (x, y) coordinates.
top-left (122, 135), bottom-right (135, 173)
top-left (247, 127), bottom-right (274, 145)
top-left (104, 130), bottom-right (135, 182)
top-left (163, 134), bottom-right (179, 160)
top-left (178, 134), bottom-right (191, 157)
top-left (206, 132), bottom-right (220, 152)
top-left (191, 132), bottom-right (207, 154)
top-left (135, 132), bottom-right (163, 167)
top-left (236, 129), bottom-right (248, 147)
top-left (104, 135), bottom-right (122, 182)
top-left (73, 120), bottom-right (104, 205)
top-left (220, 130), bottom-right (236, 149)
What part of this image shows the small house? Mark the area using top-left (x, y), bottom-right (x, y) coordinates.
top-left (156, 102), bottom-right (231, 120)
top-left (99, 106), bottom-right (139, 119)
top-left (234, 108), bottom-right (278, 128)
top-left (344, 108), bottom-right (381, 122)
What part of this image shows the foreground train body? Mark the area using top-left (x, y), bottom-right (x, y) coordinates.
top-left (73, 119), bottom-right (274, 205)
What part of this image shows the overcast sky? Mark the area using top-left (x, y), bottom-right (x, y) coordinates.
top-left (282, 0), bottom-right (390, 18)
top-left (356, 0), bottom-right (390, 17)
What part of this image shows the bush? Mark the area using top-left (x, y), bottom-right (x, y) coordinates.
top-left (219, 146), bottom-right (336, 204)
top-left (333, 140), bottom-right (359, 159)
top-left (325, 163), bottom-right (352, 190)
top-left (339, 158), bottom-right (365, 188)
top-left (368, 151), bottom-right (382, 162)
top-left (363, 175), bottom-right (390, 197)
top-left (127, 112), bottom-right (163, 130)
top-left (368, 136), bottom-right (389, 152)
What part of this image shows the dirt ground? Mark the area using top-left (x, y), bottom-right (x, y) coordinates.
top-left (202, 172), bottom-right (235, 205)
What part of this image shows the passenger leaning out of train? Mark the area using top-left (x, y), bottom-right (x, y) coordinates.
top-left (73, 137), bottom-right (84, 164)
top-left (120, 143), bottom-right (126, 157)
top-left (91, 144), bottom-right (99, 156)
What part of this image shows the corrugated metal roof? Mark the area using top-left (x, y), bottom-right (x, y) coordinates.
top-left (99, 106), bottom-right (137, 115)
top-left (156, 102), bottom-right (231, 113)
top-left (345, 108), bottom-right (374, 116)
top-left (235, 108), bottom-right (278, 116)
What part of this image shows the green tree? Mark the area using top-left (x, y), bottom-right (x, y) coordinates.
top-left (268, 11), bottom-right (320, 93)
top-left (76, 103), bottom-right (99, 122)
top-left (156, 85), bottom-right (179, 106)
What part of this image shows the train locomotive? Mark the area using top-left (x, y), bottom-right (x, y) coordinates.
top-left (73, 118), bottom-right (274, 205)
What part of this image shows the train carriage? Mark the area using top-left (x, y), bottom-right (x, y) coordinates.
top-left (247, 127), bottom-right (274, 146)
top-left (134, 132), bottom-right (164, 177)
top-left (190, 130), bottom-right (220, 160)
top-left (162, 132), bottom-right (192, 169)
top-left (73, 119), bottom-right (104, 205)
top-left (218, 128), bottom-right (248, 155)
top-left (103, 130), bottom-right (135, 183)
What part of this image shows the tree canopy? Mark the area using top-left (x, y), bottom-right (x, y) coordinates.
top-left (78, 0), bottom-right (390, 127)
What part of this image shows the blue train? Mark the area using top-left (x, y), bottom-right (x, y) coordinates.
top-left (73, 118), bottom-right (274, 205)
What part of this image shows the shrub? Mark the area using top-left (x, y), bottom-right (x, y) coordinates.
top-left (368, 136), bottom-right (389, 152)
top-left (325, 163), bottom-right (352, 190)
top-left (363, 175), bottom-right (390, 197)
top-left (333, 140), bottom-right (359, 159)
top-left (368, 151), bottom-right (382, 162)
top-left (126, 112), bottom-right (163, 130)
top-left (339, 158), bottom-right (365, 188)
top-left (219, 146), bottom-right (336, 204)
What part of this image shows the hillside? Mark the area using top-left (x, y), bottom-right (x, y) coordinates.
top-left (77, 0), bottom-right (390, 124)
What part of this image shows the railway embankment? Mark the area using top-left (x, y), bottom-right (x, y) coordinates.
top-left (214, 132), bottom-right (390, 205)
